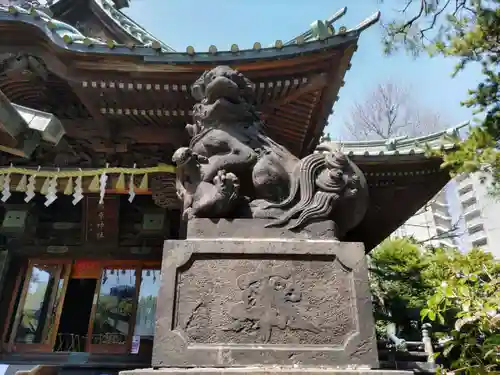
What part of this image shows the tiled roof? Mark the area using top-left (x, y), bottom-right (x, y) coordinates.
top-left (0, 4), bottom-right (379, 59)
top-left (0, 3), bottom-right (174, 51)
top-left (92, 0), bottom-right (175, 51)
top-left (320, 122), bottom-right (469, 157)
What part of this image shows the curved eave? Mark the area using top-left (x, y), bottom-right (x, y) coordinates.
top-left (319, 124), bottom-right (468, 250)
top-left (321, 122), bottom-right (469, 161)
top-left (348, 155), bottom-right (450, 251)
top-left (49, 0), bottom-right (174, 51)
top-left (48, 0), bottom-right (138, 45)
top-left (0, 8), bottom-right (361, 63)
top-left (89, 0), bottom-right (175, 52)
top-left (347, 143), bottom-right (457, 163)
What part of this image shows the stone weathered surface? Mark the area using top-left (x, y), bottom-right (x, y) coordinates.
top-left (172, 66), bottom-right (369, 238)
top-left (152, 222), bottom-right (377, 368)
top-left (186, 218), bottom-right (338, 240)
top-left (123, 368), bottom-right (411, 375)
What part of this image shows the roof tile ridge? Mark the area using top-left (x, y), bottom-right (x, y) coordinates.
top-left (93, 0), bottom-right (175, 51)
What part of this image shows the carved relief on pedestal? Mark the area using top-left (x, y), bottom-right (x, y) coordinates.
top-left (175, 258), bottom-right (355, 346)
top-left (153, 240), bottom-right (378, 368)
top-left (223, 263), bottom-right (321, 343)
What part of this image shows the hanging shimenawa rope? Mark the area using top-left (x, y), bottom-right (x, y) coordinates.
top-left (0, 164), bottom-right (175, 177)
top-left (0, 164), bottom-right (176, 206)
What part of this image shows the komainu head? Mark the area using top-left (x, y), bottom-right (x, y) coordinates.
top-left (191, 66), bottom-right (254, 104)
top-left (190, 66), bottom-right (257, 125)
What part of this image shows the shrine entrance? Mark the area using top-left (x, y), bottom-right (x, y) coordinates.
top-left (2, 259), bottom-right (161, 356)
top-left (56, 278), bottom-right (96, 352)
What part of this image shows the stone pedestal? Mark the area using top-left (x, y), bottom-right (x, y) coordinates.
top-left (121, 219), bottom-right (407, 375)
top-left (154, 219), bottom-right (377, 368)
top-left (122, 369), bottom-right (412, 375)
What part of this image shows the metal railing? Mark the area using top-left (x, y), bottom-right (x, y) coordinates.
top-left (378, 323), bottom-right (437, 373)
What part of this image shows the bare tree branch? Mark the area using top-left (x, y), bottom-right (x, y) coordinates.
top-left (415, 222), bottom-right (464, 245)
top-left (343, 81), bottom-right (447, 141)
top-left (384, 0), bottom-right (478, 49)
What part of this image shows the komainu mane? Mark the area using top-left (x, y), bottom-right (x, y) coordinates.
top-left (172, 66), bottom-right (369, 239)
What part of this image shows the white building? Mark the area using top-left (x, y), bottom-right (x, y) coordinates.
top-left (0, 1), bottom-right (53, 6)
top-left (392, 186), bottom-right (459, 249)
top-left (393, 173), bottom-right (500, 258)
top-left (453, 172), bottom-right (500, 257)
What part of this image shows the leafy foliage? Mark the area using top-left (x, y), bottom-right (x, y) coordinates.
top-left (369, 237), bottom-right (433, 340)
top-left (382, 0), bottom-right (500, 195)
top-left (421, 248), bottom-right (500, 374)
top-left (370, 237), bottom-right (499, 374)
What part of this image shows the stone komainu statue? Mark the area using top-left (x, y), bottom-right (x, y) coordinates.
top-left (172, 66), bottom-right (369, 239)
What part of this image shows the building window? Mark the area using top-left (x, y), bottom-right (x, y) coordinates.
top-left (91, 268), bottom-right (137, 349)
top-left (465, 209), bottom-right (481, 221)
top-left (133, 269), bottom-right (160, 339)
top-left (472, 237), bottom-right (488, 248)
top-left (455, 173), bottom-right (470, 183)
top-left (13, 264), bottom-right (65, 348)
top-left (467, 223), bottom-right (484, 235)
top-left (3, 260), bottom-right (161, 355)
top-left (461, 196), bottom-right (477, 210)
top-left (458, 183), bottom-right (473, 196)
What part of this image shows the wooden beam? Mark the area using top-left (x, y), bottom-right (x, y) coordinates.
top-left (260, 73), bottom-right (327, 111)
top-left (69, 51), bottom-right (336, 77)
top-left (301, 47), bottom-right (355, 156)
top-left (62, 120), bottom-right (187, 145)
top-left (67, 79), bottom-right (113, 143)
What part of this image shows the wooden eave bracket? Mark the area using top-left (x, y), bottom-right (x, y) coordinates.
top-left (261, 73), bottom-right (328, 111)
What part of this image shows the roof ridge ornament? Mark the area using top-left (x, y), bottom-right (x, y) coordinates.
top-left (347, 11), bottom-right (381, 33)
top-left (325, 7), bottom-right (348, 27)
top-left (385, 136), bottom-right (407, 151)
top-left (285, 8), bottom-right (380, 46)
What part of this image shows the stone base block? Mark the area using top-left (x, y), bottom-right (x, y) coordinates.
top-left (122, 368), bottom-right (412, 375)
top-left (186, 218), bottom-right (338, 240)
top-left (153, 221), bottom-right (378, 368)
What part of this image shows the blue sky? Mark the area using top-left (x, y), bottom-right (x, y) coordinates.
top-left (124, 0), bottom-right (481, 139)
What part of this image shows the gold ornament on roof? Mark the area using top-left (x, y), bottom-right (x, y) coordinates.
top-left (151, 41), bottom-right (162, 51)
top-left (295, 36), bottom-right (305, 45)
top-left (208, 45), bottom-right (218, 54)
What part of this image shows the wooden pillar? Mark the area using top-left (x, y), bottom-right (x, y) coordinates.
top-left (0, 250), bottom-right (10, 296)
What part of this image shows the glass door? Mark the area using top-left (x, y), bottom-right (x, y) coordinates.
top-left (8, 260), bottom-right (71, 352)
top-left (132, 268), bottom-right (161, 356)
top-left (87, 267), bottom-right (139, 354)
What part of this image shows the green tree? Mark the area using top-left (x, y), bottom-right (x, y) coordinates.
top-left (382, 0), bottom-right (500, 194)
top-left (369, 237), bottom-right (433, 340)
top-left (370, 239), bottom-right (499, 374)
top-left (421, 248), bottom-right (500, 374)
